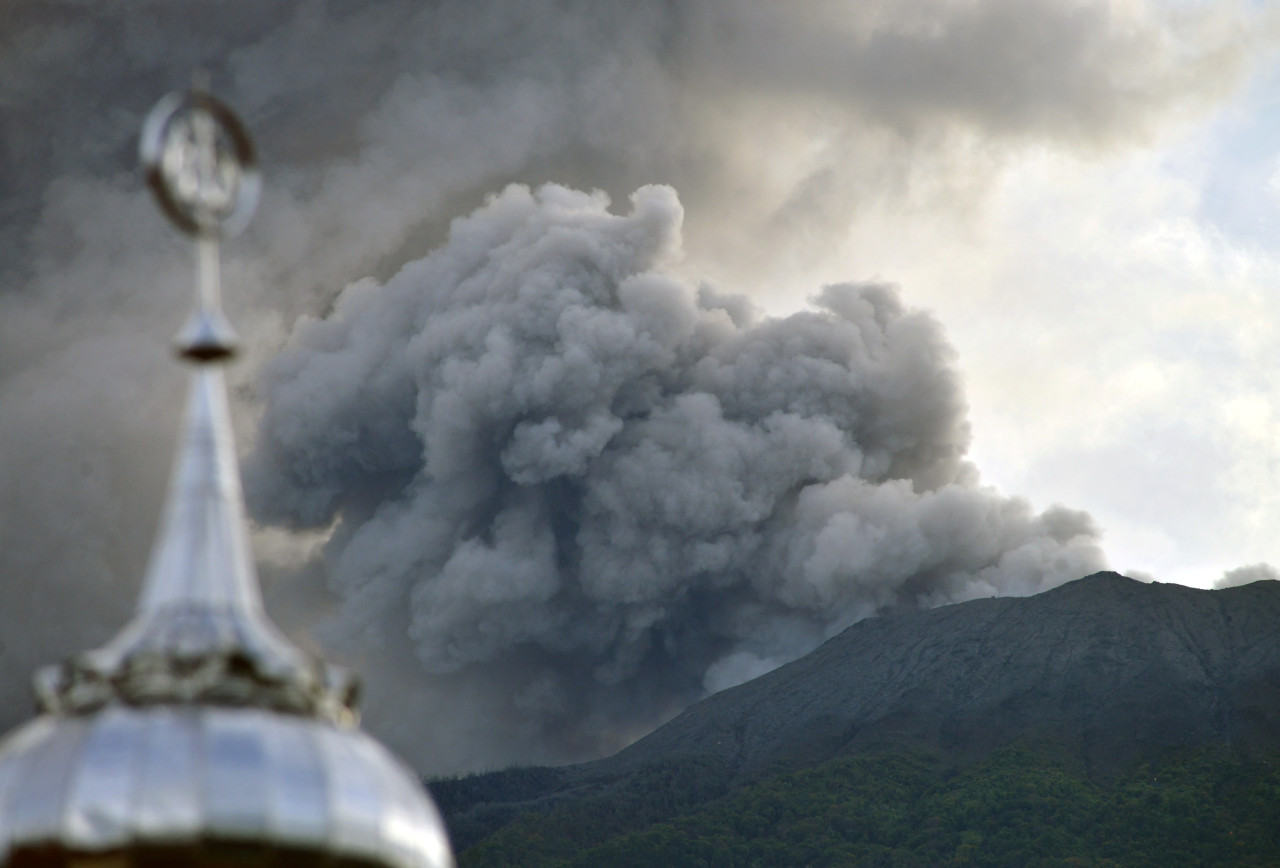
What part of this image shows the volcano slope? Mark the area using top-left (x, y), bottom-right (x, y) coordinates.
top-left (434, 572), bottom-right (1280, 854)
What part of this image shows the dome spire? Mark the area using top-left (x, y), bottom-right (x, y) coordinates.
top-left (0, 86), bottom-right (453, 868)
top-left (141, 79), bottom-right (257, 361)
top-left (33, 86), bottom-right (356, 725)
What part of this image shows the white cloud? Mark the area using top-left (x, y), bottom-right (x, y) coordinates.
top-left (879, 113), bottom-right (1280, 590)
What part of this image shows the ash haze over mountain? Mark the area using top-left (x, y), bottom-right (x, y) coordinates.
top-left (1, 0), bottom-right (1278, 773)
top-left (246, 183), bottom-right (1104, 764)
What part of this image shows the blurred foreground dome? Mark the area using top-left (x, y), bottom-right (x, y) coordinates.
top-left (0, 88), bottom-right (454, 868)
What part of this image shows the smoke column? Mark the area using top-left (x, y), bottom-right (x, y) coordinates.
top-left (247, 182), bottom-right (1105, 765)
top-left (0, 0), bottom-right (1266, 772)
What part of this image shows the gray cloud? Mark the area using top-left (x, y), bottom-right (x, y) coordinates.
top-left (0, 0), bottom-right (1266, 771)
top-left (246, 183), bottom-right (1105, 767)
top-left (1214, 562), bottom-right (1280, 590)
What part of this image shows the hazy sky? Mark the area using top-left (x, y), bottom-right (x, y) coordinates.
top-left (2, 0), bottom-right (1280, 773)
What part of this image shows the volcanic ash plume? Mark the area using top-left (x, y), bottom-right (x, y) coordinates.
top-left (247, 183), bottom-right (1104, 765)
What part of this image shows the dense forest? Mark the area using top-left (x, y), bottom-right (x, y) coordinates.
top-left (441, 746), bottom-right (1280, 866)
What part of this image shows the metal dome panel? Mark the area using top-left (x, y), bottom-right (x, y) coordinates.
top-left (0, 706), bottom-right (452, 867)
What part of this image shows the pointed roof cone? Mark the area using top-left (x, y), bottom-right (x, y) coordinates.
top-left (0, 89), bottom-right (454, 867)
top-left (33, 366), bottom-right (351, 725)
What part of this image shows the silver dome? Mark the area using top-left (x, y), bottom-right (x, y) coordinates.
top-left (0, 707), bottom-right (450, 867)
top-left (0, 89), bottom-right (454, 868)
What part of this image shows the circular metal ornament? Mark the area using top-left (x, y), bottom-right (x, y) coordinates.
top-left (140, 90), bottom-right (261, 238)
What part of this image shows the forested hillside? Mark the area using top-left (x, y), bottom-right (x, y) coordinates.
top-left (452, 746), bottom-right (1280, 866)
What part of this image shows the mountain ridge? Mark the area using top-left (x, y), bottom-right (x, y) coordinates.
top-left (436, 572), bottom-right (1280, 851)
top-left (578, 572), bottom-right (1280, 780)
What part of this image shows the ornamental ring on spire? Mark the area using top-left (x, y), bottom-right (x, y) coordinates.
top-left (140, 88), bottom-right (261, 238)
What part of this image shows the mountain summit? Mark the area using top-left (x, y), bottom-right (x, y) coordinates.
top-left (439, 573), bottom-right (1280, 850)
top-left (604, 571), bottom-right (1280, 777)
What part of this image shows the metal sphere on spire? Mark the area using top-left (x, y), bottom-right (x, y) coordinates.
top-left (0, 87), bottom-right (455, 868)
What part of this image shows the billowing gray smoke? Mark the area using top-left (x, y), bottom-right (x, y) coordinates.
top-left (0, 0), bottom-right (1267, 774)
top-left (247, 182), bottom-right (1104, 765)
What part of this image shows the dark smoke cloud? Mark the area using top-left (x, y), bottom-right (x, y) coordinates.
top-left (0, 0), bottom-right (1267, 771)
top-left (246, 183), bottom-right (1104, 765)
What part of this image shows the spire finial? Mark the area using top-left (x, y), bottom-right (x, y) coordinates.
top-left (140, 87), bottom-right (260, 361)
top-left (31, 88), bottom-right (360, 726)
top-left (0, 84), bottom-right (453, 868)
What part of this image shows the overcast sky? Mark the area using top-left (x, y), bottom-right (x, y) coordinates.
top-left (3, 0), bottom-right (1280, 773)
